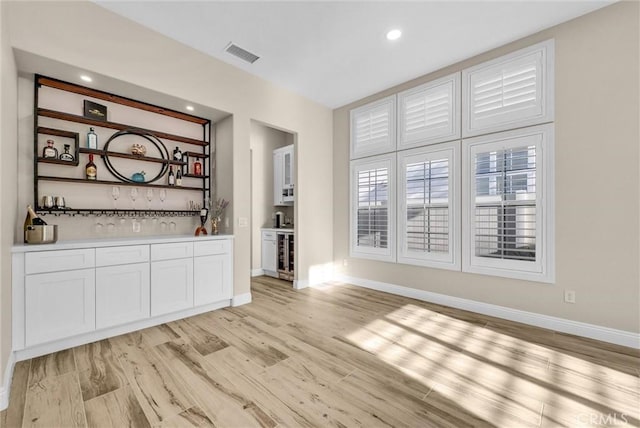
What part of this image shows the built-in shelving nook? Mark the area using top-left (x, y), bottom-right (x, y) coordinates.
top-left (33, 75), bottom-right (211, 218)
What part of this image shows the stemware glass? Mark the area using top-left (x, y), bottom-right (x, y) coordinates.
top-left (159, 188), bottom-right (167, 207)
top-left (111, 186), bottom-right (120, 209)
top-left (130, 187), bottom-right (138, 209)
top-left (146, 189), bottom-right (154, 210)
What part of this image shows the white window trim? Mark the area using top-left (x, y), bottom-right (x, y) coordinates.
top-left (350, 95), bottom-right (397, 160)
top-left (397, 72), bottom-right (461, 150)
top-left (350, 153), bottom-right (396, 262)
top-left (462, 39), bottom-right (555, 138)
top-left (397, 141), bottom-right (461, 270)
top-left (462, 123), bottom-right (555, 283)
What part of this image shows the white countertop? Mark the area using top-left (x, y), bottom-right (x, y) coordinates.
top-left (12, 234), bottom-right (234, 253)
top-left (261, 228), bottom-right (294, 232)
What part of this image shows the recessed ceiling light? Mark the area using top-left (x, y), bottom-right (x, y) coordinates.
top-left (386, 29), bottom-right (402, 41)
top-left (80, 75), bottom-right (92, 82)
top-left (186, 105), bottom-right (194, 111)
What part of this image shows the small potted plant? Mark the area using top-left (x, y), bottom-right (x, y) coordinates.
top-left (209, 198), bottom-right (229, 235)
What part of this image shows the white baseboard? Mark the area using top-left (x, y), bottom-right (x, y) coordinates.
top-left (232, 292), bottom-right (252, 307)
top-left (251, 269), bottom-right (264, 277)
top-left (0, 351), bottom-right (16, 411)
top-left (293, 279), bottom-right (308, 290)
top-left (335, 275), bottom-right (640, 349)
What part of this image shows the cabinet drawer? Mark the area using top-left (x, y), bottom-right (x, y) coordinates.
top-left (96, 245), bottom-right (149, 267)
top-left (194, 240), bottom-right (230, 257)
top-left (151, 242), bottom-right (193, 261)
top-left (262, 231), bottom-right (276, 241)
top-left (26, 248), bottom-right (95, 275)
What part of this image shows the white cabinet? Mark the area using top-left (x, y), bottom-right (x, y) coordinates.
top-left (193, 240), bottom-right (232, 305)
top-left (274, 144), bottom-right (294, 205)
top-left (13, 236), bottom-right (234, 356)
top-left (151, 257), bottom-right (194, 316)
top-left (261, 230), bottom-right (277, 276)
top-left (96, 263), bottom-right (150, 329)
top-left (25, 268), bottom-right (95, 346)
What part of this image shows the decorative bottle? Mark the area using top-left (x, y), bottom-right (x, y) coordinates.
top-left (42, 139), bottom-right (58, 159)
top-left (194, 158), bottom-right (202, 176)
top-left (87, 127), bottom-right (98, 149)
top-left (173, 146), bottom-right (182, 161)
top-left (59, 144), bottom-right (75, 162)
top-left (176, 168), bottom-right (182, 186)
top-left (85, 154), bottom-right (97, 180)
top-left (168, 165), bottom-right (175, 186)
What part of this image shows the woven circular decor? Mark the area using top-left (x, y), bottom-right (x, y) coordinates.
top-left (102, 129), bottom-right (169, 184)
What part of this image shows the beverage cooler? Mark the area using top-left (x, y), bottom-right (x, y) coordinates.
top-left (277, 232), bottom-right (294, 281)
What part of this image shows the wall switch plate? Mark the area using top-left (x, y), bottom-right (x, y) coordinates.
top-left (238, 217), bottom-right (248, 227)
top-left (225, 217), bottom-right (229, 228)
top-left (564, 290), bottom-right (576, 304)
top-left (343, 259), bottom-right (348, 266)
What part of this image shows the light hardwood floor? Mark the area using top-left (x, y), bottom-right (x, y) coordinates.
top-left (2, 276), bottom-right (639, 427)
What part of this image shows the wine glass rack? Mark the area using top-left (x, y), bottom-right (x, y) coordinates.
top-left (33, 75), bottom-right (211, 216)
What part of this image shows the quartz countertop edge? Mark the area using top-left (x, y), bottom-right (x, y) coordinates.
top-left (12, 234), bottom-right (234, 253)
top-left (261, 228), bottom-right (294, 232)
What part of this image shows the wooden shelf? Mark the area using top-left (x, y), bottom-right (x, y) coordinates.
top-left (38, 109), bottom-right (208, 147)
top-left (78, 148), bottom-right (186, 166)
top-left (184, 151), bottom-right (209, 159)
top-left (38, 176), bottom-right (202, 191)
top-left (38, 75), bottom-right (209, 125)
top-left (183, 174), bottom-right (209, 179)
top-left (37, 157), bottom-right (79, 166)
top-left (37, 126), bottom-right (80, 139)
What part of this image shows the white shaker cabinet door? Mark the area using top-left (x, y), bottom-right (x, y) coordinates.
top-left (96, 262), bottom-right (150, 329)
top-left (261, 234), bottom-right (277, 276)
top-left (150, 258), bottom-right (194, 316)
top-left (25, 268), bottom-right (96, 346)
top-left (194, 254), bottom-right (232, 306)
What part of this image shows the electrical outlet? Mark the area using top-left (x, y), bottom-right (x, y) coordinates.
top-left (343, 259), bottom-right (348, 266)
top-left (238, 217), bottom-right (248, 227)
top-left (564, 290), bottom-right (576, 304)
top-left (225, 217), bottom-right (229, 228)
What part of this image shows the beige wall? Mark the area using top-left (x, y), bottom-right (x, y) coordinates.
top-left (2, 0), bottom-right (333, 387)
top-left (333, 2), bottom-right (639, 332)
top-left (1, 0), bottom-right (19, 392)
top-left (249, 121), bottom-right (293, 271)
top-left (215, 115), bottom-right (234, 236)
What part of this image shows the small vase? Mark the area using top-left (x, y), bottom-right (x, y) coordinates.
top-left (211, 217), bottom-right (220, 235)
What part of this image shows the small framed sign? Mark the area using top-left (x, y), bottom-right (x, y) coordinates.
top-left (83, 100), bottom-right (107, 121)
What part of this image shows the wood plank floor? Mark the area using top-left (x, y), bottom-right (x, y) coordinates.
top-left (2, 276), bottom-right (639, 427)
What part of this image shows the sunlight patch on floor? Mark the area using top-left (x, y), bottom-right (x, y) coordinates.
top-left (344, 304), bottom-right (640, 427)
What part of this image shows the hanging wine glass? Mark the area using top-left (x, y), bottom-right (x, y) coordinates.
top-left (111, 186), bottom-right (120, 209)
top-left (146, 188), bottom-right (154, 210)
top-left (130, 187), bottom-right (138, 209)
top-left (159, 188), bottom-right (167, 208)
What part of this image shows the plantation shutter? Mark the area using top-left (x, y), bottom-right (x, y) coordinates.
top-left (463, 40), bottom-right (553, 137)
top-left (350, 154), bottom-right (396, 262)
top-left (350, 96), bottom-right (396, 159)
top-left (398, 73), bottom-right (460, 149)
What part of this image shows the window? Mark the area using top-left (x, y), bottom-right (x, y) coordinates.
top-left (398, 142), bottom-right (459, 269)
top-left (463, 124), bottom-right (554, 282)
top-left (398, 73), bottom-right (460, 149)
top-left (350, 153), bottom-right (396, 262)
top-left (350, 95), bottom-right (396, 159)
top-left (462, 40), bottom-right (554, 137)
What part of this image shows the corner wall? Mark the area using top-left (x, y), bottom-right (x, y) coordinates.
top-left (0, 0), bottom-right (19, 397)
top-left (333, 2), bottom-right (639, 333)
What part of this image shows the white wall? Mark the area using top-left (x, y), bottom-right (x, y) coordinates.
top-left (2, 0), bottom-right (333, 390)
top-left (250, 121), bottom-right (293, 270)
top-left (333, 2), bottom-right (639, 333)
top-left (0, 0), bottom-right (19, 398)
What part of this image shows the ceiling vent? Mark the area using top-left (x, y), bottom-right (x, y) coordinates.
top-left (224, 42), bottom-right (260, 64)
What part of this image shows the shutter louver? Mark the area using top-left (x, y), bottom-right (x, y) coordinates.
top-left (350, 96), bottom-right (396, 159)
top-left (398, 73), bottom-right (460, 149)
top-left (463, 40), bottom-right (553, 137)
top-left (357, 167), bottom-right (389, 249)
top-left (473, 146), bottom-right (537, 262)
